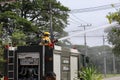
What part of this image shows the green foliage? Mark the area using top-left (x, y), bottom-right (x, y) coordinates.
top-left (0, 0), bottom-right (70, 72)
top-left (107, 28), bottom-right (120, 45)
top-left (0, 48), bottom-right (4, 62)
top-left (106, 12), bottom-right (119, 23)
top-left (106, 9), bottom-right (120, 55)
top-left (0, 23), bottom-right (2, 38)
top-left (106, 26), bottom-right (120, 55)
top-left (112, 44), bottom-right (120, 55)
top-left (0, 41), bottom-right (5, 62)
top-left (0, 0), bottom-right (70, 46)
top-left (0, 24), bottom-right (5, 63)
top-left (78, 66), bottom-right (103, 80)
top-left (0, 0), bottom-right (70, 61)
top-left (0, 11), bottom-right (37, 32)
top-left (12, 29), bottom-right (27, 46)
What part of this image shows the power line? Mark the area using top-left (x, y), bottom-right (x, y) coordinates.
top-left (67, 29), bottom-right (82, 32)
top-left (70, 3), bottom-right (120, 13)
top-left (69, 16), bottom-right (83, 24)
top-left (58, 22), bottom-right (117, 41)
top-left (67, 3), bottom-right (120, 26)
top-left (68, 20), bottom-right (81, 25)
top-left (73, 36), bottom-right (107, 37)
top-left (70, 13), bottom-right (90, 24)
top-left (68, 14), bottom-right (92, 26)
top-left (69, 16), bottom-right (82, 23)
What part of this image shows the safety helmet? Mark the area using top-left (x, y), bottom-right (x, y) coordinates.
top-left (44, 32), bottom-right (50, 35)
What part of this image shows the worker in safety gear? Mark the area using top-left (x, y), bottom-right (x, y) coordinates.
top-left (40, 32), bottom-right (52, 46)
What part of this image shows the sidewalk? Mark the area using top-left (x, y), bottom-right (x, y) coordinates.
top-left (103, 76), bottom-right (120, 80)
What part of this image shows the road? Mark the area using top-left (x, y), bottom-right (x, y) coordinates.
top-left (103, 76), bottom-right (120, 80)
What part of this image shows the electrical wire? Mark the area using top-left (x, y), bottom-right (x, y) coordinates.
top-left (66, 3), bottom-right (120, 32)
top-left (70, 3), bottom-right (120, 13)
top-left (68, 19), bottom-right (81, 25)
top-left (70, 13), bottom-right (91, 24)
top-left (59, 22), bottom-right (117, 41)
top-left (73, 35), bottom-right (107, 37)
top-left (67, 14), bottom-right (92, 33)
top-left (67, 29), bottom-right (82, 33)
top-left (69, 16), bottom-right (83, 24)
top-left (68, 14), bottom-right (92, 25)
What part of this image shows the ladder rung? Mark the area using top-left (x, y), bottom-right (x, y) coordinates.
top-left (8, 78), bottom-right (14, 80)
top-left (8, 70), bottom-right (14, 72)
top-left (8, 63), bottom-right (14, 65)
top-left (9, 56), bottom-right (14, 57)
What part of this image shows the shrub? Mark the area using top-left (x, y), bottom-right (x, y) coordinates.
top-left (78, 66), bottom-right (103, 80)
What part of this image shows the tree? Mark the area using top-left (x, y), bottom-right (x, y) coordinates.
top-left (15, 0), bottom-right (70, 35)
top-left (0, 0), bottom-right (70, 64)
top-left (106, 10), bottom-right (120, 55)
top-left (0, 11), bottom-right (37, 45)
top-left (75, 45), bottom-right (114, 73)
top-left (0, 0), bottom-right (70, 46)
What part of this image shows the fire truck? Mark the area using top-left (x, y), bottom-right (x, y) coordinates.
top-left (3, 45), bottom-right (85, 80)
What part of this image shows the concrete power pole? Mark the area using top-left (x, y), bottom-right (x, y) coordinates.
top-left (103, 35), bottom-right (107, 77)
top-left (112, 53), bottom-right (116, 74)
top-left (49, 2), bottom-right (54, 41)
top-left (78, 24), bottom-right (91, 66)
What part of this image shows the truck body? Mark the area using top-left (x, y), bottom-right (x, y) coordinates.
top-left (4, 45), bottom-right (83, 80)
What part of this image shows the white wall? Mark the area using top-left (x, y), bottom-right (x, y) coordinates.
top-left (54, 54), bottom-right (61, 80)
top-left (70, 56), bottom-right (78, 80)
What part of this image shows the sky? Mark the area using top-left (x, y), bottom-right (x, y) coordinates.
top-left (57, 0), bottom-right (120, 47)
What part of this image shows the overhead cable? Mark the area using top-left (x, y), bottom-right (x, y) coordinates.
top-left (70, 3), bottom-right (120, 13)
top-left (70, 13), bottom-right (91, 24)
top-left (59, 22), bottom-right (118, 41)
top-left (69, 16), bottom-right (83, 24)
top-left (68, 20), bottom-right (81, 25)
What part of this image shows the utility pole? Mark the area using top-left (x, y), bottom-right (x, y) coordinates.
top-left (78, 24), bottom-right (91, 66)
top-left (112, 53), bottom-right (116, 74)
top-left (103, 35), bottom-right (107, 77)
top-left (49, 2), bottom-right (54, 41)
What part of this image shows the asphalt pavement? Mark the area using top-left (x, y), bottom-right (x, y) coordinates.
top-left (103, 76), bottom-right (120, 80)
